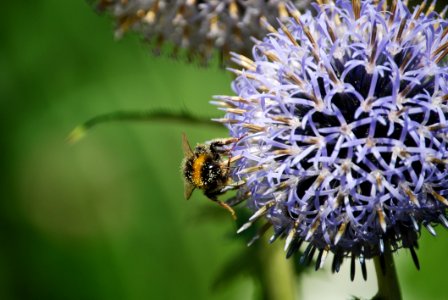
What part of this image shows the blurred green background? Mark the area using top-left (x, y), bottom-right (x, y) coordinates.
top-left (1, 1), bottom-right (447, 299)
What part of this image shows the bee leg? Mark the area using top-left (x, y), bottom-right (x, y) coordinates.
top-left (211, 137), bottom-right (240, 147)
top-left (225, 195), bottom-right (247, 207)
top-left (213, 133), bottom-right (249, 152)
top-left (207, 194), bottom-right (237, 220)
top-left (223, 134), bottom-right (247, 171)
top-left (209, 138), bottom-right (240, 153)
top-left (217, 200), bottom-right (237, 220)
top-left (219, 180), bottom-right (246, 193)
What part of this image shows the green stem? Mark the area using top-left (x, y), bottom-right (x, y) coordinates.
top-left (67, 109), bottom-right (224, 143)
top-left (258, 236), bottom-right (297, 300)
top-left (372, 242), bottom-right (402, 300)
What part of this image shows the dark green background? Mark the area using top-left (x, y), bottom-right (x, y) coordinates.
top-left (1, 1), bottom-right (447, 299)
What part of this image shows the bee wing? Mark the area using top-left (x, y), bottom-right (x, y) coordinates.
top-left (182, 132), bottom-right (194, 157)
top-left (184, 181), bottom-right (195, 200)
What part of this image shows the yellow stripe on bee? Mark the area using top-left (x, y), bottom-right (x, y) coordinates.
top-left (192, 154), bottom-right (207, 187)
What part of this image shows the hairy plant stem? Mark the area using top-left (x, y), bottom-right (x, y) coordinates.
top-left (258, 236), bottom-right (297, 300)
top-left (372, 242), bottom-right (402, 300)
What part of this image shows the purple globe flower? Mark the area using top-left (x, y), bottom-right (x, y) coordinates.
top-left (213, 0), bottom-right (448, 278)
top-left (95, 0), bottom-right (309, 65)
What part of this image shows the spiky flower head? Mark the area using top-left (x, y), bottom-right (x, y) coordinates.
top-left (95, 0), bottom-right (309, 65)
top-left (214, 0), bottom-right (448, 277)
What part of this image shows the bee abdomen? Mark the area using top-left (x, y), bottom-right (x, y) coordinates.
top-left (201, 159), bottom-right (224, 188)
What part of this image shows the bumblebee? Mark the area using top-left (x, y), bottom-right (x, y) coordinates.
top-left (181, 133), bottom-right (241, 219)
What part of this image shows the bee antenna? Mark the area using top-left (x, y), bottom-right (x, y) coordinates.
top-left (67, 108), bottom-right (224, 143)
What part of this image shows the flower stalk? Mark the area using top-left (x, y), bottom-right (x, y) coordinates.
top-left (373, 242), bottom-right (402, 300)
top-left (257, 236), bottom-right (296, 300)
